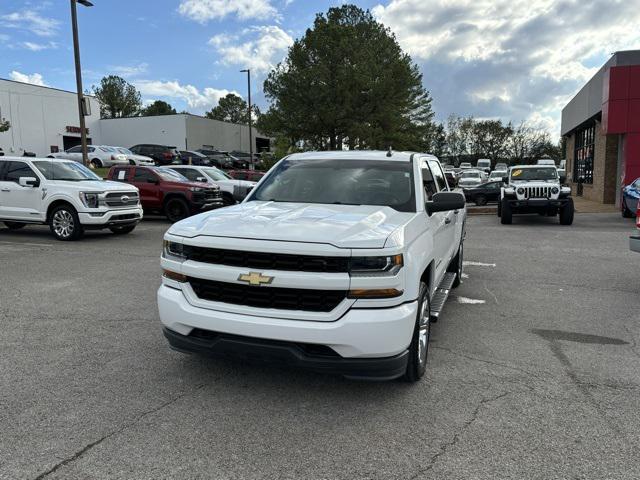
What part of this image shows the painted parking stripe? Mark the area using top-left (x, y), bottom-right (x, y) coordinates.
top-left (0, 240), bottom-right (54, 247)
top-left (456, 296), bottom-right (486, 304)
top-left (463, 261), bottom-right (496, 267)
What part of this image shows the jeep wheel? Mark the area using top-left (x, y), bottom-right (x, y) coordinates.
top-left (165, 197), bottom-right (190, 223)
top-left (559, 198), bottom-right (574, 225)
top-left (475, 194), bottom-right (487, 206)
top-left (403, 282), bottom-right (430, 382)
top-left (500, 198), bottom-right (512, 224)
top-left (622, 200), bottom-right (633, 218)
top-left (49, 205), bottom-right (84, 241)
top-left (447, 241), bottom-right (463, 288)
top-left (222, 192), bottom-right (236, 206)
top-left (4, 222), bottom-right (26, 230)
top-left (109, 225), bottom-right (136, 235)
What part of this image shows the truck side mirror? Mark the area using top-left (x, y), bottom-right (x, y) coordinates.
top-left (19, 176), bottom-right (39, 187)
top-left (197, 177), bottom-right (207, 182)
top-left (426, 192), bottom-right (465, 216)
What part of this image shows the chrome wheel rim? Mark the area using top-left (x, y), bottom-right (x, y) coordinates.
top-left (53, 210), bottom-right (74, 238)
top-left (418, 295), bottom-right (430, 366)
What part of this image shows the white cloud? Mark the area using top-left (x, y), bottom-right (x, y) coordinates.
top-left (109, 63), bottom-right (149, 78)
top-left (178, 0), bottom-right (278, 22)
top-left (0, 10), bottom-right (60, 37)
top-left (22, 40), bottom-right (57, 51)
top-left (209, 26), bottom-right (293, 75)
top-left (135, 80), bottom-right (238, 110)
top-left (9, 71), bottom-right (47, 86)
top-left (373, 0), bottom-right (640, 135)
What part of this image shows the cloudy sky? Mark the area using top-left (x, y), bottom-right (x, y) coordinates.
top-left (2, 0), bottom-right (639, 136)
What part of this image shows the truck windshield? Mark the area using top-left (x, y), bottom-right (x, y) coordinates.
top-left (250, 159), bottom-right (416, 212)
top-left (156, 167), bottom-right (188, 181)
top-left (511, 168), bottom-right (557, 181)
top-left (33, 160), bottom-right (102, 181)
top-left (202, 167), bottom-right (232, 181)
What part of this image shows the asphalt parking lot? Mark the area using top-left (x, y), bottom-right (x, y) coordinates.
top-left (1, 213), bottom-right (639, 479)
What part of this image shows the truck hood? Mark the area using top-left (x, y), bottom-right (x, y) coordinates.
top-left (168, 201), bottom-right (413, 248)
top-left (48, 180), bottom-right (139, 192)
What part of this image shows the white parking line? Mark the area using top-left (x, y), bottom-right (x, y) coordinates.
top-left (463, 261), bottom-right (496, 267)
top-left (0, 240), bottom-right (54, 247)
top-left (456, 296), bottom-right (486, 304)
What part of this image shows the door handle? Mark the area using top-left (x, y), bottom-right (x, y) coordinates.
top-left (444, 217), bottom-right (452, 225)
top-left (1, 188), bottom-right (10, 192)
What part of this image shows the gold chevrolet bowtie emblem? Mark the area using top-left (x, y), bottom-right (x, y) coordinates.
top-left (237, 271), bottom-right (274, 286)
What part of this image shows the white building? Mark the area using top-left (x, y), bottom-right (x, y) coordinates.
top-left (0, 78), bottom-right (271, 157)
top-left (0, 78), bottom-right (102, 156)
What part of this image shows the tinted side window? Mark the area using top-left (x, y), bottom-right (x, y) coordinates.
top-left (133, 168), bottom-right (156, 183)
top-left (422, 166), bottom-right (436, 201)
top-left (67, 146), bottom-right (81, 153)
top-left (5, 161), bottom-right (37, 183)
top-left (428, 160), bottom-right (448, 192)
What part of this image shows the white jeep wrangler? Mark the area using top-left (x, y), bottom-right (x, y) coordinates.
top-left (0, 157), bottom-right (142, 240)
top-left (158, 151), bottom-right (466, 382)
top-left (499, 165), bottom-right (574, 225)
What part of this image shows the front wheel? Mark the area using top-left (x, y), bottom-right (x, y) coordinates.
top-left (403, 282), bottom-right (430, 382)
top-left (222, 192), bottom-right (236, 206)
top-left (4, 222), bottom-right (26, 230)
top-left (129, 159), bottom-right (136, 166)
top-left (109, 225), bottom-right (136, 235)
top-left (90, 158), bottom-right (103, 169)
top-left (622, 199), bottom-right (634, 218)
top-left (165, 197), bottom-right (190, 223)
top-left (500, 198), bottom-right (512, 224)
top-left (49, 205), bottom-right (84, 241)
top-left (559, 198), bottom-right (574, 225)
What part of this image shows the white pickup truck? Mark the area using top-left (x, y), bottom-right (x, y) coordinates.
top-left (0, 157), bottom-right (142, 240)
top-left (158, 151), bottom-right (466, 382)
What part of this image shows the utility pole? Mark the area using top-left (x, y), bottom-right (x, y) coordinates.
top-left (70, 0), bottom-right (93, 166)
top-left (240, 69), bottom-right (253, 170)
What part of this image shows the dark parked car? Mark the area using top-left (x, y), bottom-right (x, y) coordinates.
top-left (196, 149), bottom-right (241, 169)
top-left (130, 144), bottom-right (181, 166)
top-left (463, 180), bottom-right (503, 205)
top-left (226, 169), bottom-right (266, 182)
top-left (179, 150), bottom-right (211, 166)
top-left (107, 165), bottom-right (222, 222)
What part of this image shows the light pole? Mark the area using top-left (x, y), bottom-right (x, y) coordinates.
top-left (240, 69), bottom-right (253, 170)
top-left (70, 0), bottom-right (93, 166)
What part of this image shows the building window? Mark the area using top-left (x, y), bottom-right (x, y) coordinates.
top-left (573, 124), bottom-right (595, 184)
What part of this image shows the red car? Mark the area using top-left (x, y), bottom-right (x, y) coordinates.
top-left (107, 165), bottom-right (223, 222)
top-left (226, 169), bottom-right (266, 182)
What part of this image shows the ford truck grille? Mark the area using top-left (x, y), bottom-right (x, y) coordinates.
top-left (524, 186), bottom-right (550, 198)
top-left (188, 277), bottom-right (346, 312)
top-left (105, 192), bottom-right (139, 207)
top-left (186, 246), bottom-right (350, 273)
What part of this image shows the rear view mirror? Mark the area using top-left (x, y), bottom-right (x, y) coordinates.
top-left (426, 192), bottom-right (465, 216)
top-left (197, 177), bottom-right (207, 182)
top-left (19, 176), bottom-right (38, 187)
top-left (147, 178), bottom-right (159, 184)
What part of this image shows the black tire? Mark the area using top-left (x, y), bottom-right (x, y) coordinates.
top-left (109, 225), bottom-right (136, 235)
top-left (49, 204), bottom-right (84, 241)
top-left (4, 221), bottom-right (26, 230)
top-left (90, 158), bottom-right (103, 169)
top-left (447, 241), bottom-right (464, 288)
top-left (403, 282), bottom-right (431, 382)
top-left (559, 198), bottom-right (574, 225)
top-left (165, 197), bottom-right (190, 223)
top-left (475, 194), bottom-right (487, 206)
top-left (129, 159), bottom-right (136, 166)
top-left (622, 199), bottom-right (634, 218)
top-left (500, 198), bottom-right (512, 224)
top-left (222, 192), bottom-right (236, 206)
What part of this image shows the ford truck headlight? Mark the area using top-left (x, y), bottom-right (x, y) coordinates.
top-left (79, 192), bottom-right (102, 208)
top-left (349, 254), bottom-right (403, 277)
top-left (163, 240), bottom-right (190, 261)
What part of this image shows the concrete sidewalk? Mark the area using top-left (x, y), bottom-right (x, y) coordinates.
top-left (572, 196), bottom-right (619, 213)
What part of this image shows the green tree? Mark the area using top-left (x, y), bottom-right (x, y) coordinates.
top-left (258, 4), bottom-right (434, 151)
top-left (471, 120), bottom-right (513, 161)
top-left (205, 93), bottom-right (259, 124)
top-left (141, 100), bottom-right (176, 116)
top-left (93, 75), bottom-right (142, 118)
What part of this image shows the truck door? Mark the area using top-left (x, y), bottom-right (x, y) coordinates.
top-left (0, 160), bottom-right (44, 221)
top-left (132, 167), bottom-right (161, 209)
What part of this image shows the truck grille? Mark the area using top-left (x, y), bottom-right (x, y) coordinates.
top-left (188, 277), bottom-right (346, 312)
top-left (105, 192), bottom-right (139, 207)
top-left (524, 186), bottom-right (550, 198)
top-left (185, 246), bottom-right (350, 273)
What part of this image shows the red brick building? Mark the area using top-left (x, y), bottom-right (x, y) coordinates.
top-left (561, 50), bottom-right (640, 206)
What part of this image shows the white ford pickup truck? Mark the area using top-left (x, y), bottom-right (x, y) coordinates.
top-left (158, 151), bottom-right (466, 381)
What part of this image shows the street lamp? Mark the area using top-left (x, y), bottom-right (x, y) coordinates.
top-left (240, 69), bottom-right (253, 170)
top-left (70, 0), bottom-right (93, 166)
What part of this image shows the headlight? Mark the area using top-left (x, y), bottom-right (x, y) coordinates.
top-left (189, 187), bottom-right (203, 192)
top-left (349, 254), bottom-right (403, 276)
top-left (79, 192), bottom-right (102, 208)
top-left (163, 240), bottom-right (190, 261)
top-left (517, 187), bottom-right (525, 195)
top-left (551, 187), bottom-right (559, 194)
